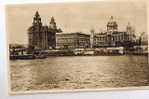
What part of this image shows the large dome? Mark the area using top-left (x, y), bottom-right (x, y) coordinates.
top-left (107, 16), bottom-right (118, 27)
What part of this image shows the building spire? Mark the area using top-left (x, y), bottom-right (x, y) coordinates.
top-left (33, 11), bottom-right (42, 26)
top-left (51, 16), bottom-right (54, 20)
top-left (50, 16), bottom-right (56, 24)
top-left (110, 16), bottom-right (114, 20)
top-left (35, 11), bottom-right (40, 17)
top-left (49, 16), bottom-right (57, 29)
top-left (126, 22), bottom-right (132, 34)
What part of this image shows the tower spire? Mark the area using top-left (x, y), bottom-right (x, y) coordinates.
top-left (49, 16), bottom-right (57, 29)
top-left (126, 22), bottom-right (132, 34)
top-left (35, 11), bottom-right (40, 17)
top-left (110, 16), bottom-right (114, 21)
top-left (33, 11), bottom-right (42, 26)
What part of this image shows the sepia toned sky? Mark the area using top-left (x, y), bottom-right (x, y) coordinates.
top-left (6, 1), bottom-right (147, 44)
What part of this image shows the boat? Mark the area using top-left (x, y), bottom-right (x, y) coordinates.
top-left (10, 54), bottom-right (35, 60)
top-left (10, 54), bottom-right (48, 60)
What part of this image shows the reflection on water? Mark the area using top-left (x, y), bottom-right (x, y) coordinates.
top-left (10, 55), bottom-right (149, 92)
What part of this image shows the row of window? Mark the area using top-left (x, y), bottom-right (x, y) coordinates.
top-left (94, 35), bottom-right (132, 42)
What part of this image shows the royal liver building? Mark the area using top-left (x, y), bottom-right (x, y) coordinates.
top-left (28, 11), bottom-right (62, 53)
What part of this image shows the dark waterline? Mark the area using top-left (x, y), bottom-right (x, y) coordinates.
top-left (10, 55), bottom-right (149, 92)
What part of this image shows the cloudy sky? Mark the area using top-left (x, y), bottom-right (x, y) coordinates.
top-left (6, 1), bottom-right (146, 44)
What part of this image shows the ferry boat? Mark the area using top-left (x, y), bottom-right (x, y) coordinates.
top-left (10, 54), bottom-right (35, 60)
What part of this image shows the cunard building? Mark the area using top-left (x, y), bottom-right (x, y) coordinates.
top-left (91, 16), bottom-right (136, 48)
top-left (28, 11), bottom-right (62, 53)
top-left (56, 32), bottom-right (90, 49)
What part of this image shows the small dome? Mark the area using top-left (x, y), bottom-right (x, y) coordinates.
top-left (50, 16), bottom-right (56, 24)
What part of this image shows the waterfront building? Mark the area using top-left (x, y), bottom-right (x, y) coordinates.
top-left (93, 16), bottom-right (136, 48)
top-left (56, 32), bottom-right (90, 49)
top-left (28, 11), bottom-right (62, 53)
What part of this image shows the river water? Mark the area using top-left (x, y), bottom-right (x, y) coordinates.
top-left (10, 55), bottom-right (149, 92)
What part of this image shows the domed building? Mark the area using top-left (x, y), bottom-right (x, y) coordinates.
top-left (107, 16), bottom-right (118, 33)
top-left (93, 16), bottom-right (136, 47)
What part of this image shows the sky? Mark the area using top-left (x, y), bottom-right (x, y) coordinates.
top-left (6, 1), bottom-right (147, 44)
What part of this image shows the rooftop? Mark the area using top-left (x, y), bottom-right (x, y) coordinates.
top-left (56, 32), bottom-right (90, 36)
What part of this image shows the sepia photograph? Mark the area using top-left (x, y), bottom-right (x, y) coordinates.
top-left (6, 1), bottom-right (148, 93)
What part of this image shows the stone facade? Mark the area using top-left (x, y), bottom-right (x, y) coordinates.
top-left (28, 11), bottom-right (62, 53)
top-left (92, 16), bottom-right (136, 48)
top-left (56, 32), bottom-right (90, 49)
top-left (28, 13), bottom-right (137, 51)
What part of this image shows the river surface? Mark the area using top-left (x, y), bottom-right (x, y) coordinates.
top-left (10, 55), bottom-right (149, 92)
